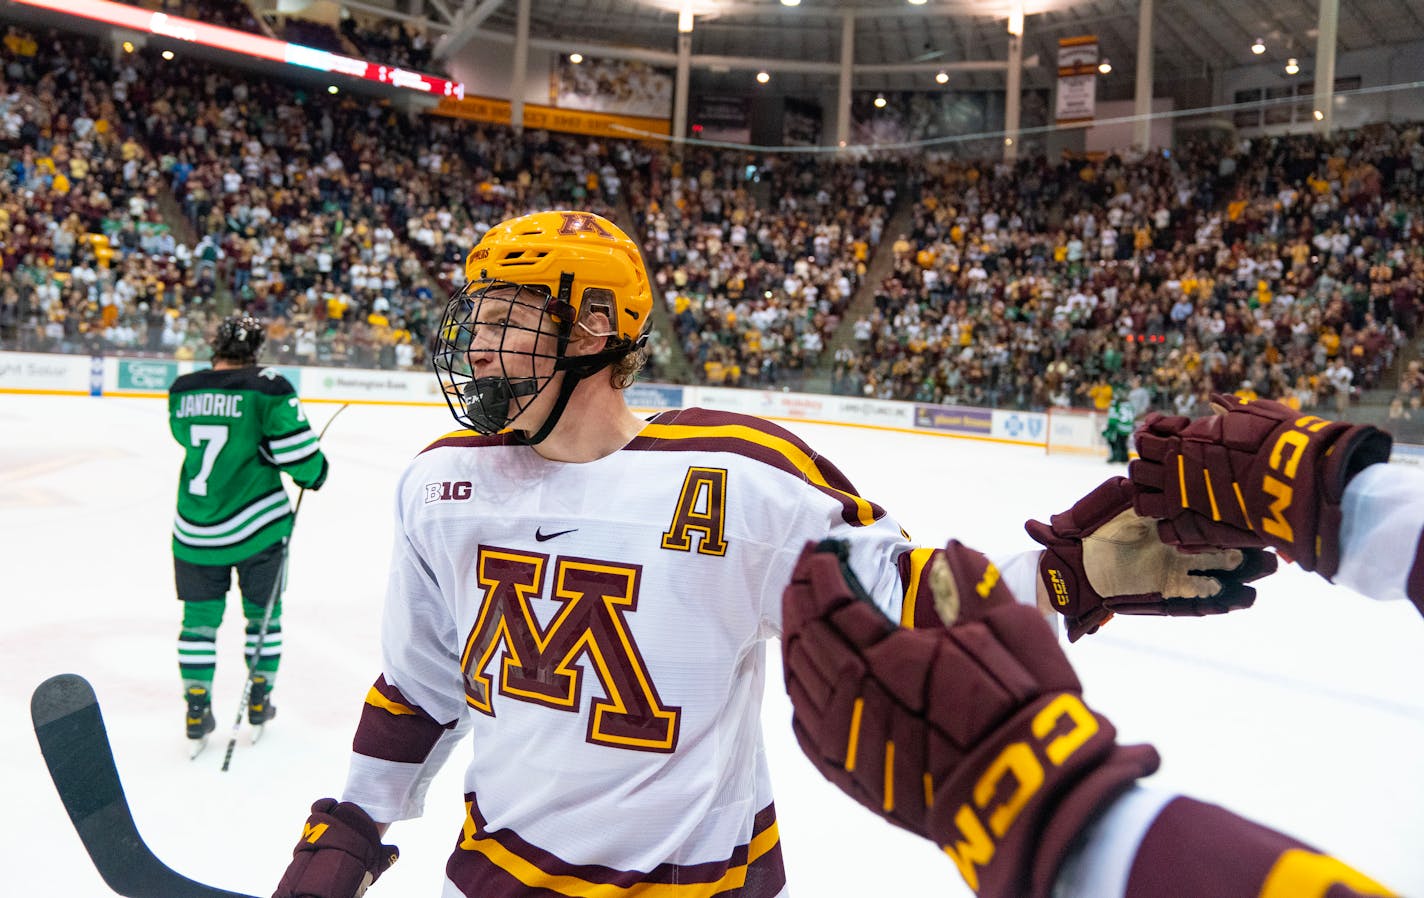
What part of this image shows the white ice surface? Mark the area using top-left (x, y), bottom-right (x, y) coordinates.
top-left (2, 393), bottom-right (1421, 897)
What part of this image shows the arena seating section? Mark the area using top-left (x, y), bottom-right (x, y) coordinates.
top-left (1, 22), bottom-right (1421, 425)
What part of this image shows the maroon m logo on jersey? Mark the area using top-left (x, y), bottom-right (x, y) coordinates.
top-left (460, 547), bottom-right (681, 752)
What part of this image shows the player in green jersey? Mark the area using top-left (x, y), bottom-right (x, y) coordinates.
top-left (1103, 389), bottom-right (1136, 464)
top-left (168, 315), bottom-right (329, 743)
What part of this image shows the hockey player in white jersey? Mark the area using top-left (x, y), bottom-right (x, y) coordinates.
top-left (271, 211), bottom-right (1272, 898)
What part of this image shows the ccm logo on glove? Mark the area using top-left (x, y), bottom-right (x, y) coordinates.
top-left (1046, 568), bottom-right (1070, 607)
top-left (941, 694), bottom-right (1098, 890)
top-left (1259, 417), bottom-right (1330, 542)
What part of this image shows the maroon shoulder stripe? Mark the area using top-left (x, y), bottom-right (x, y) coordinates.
top-left (628, 408), bottom-right (886, 527)
top-left (419, 430), bottom-right (513, 455)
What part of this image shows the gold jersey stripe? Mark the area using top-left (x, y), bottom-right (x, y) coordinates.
top-left (1257, 848), bottom-right (1398, 898)
top-left (459, 803), bottom-right (780, 897)
top-left (422, 427), bottom-right (479, 452)
top-left (900, 547), bottom-right (936, 628)
top-left (364, 686), bottom-right (418, 717)
top-left (639, 422), bottom-right (878, 526)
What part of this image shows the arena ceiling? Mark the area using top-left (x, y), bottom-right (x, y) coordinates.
top-left (368, 0), bottom-right (1424, 96)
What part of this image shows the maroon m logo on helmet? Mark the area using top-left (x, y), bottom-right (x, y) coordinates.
top-left (557, 212), bottom-right (615, 239)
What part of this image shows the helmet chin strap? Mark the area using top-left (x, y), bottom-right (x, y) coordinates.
top-left (514, 343), bottom-right (634, 446)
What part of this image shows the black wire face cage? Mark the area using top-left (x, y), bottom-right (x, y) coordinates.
top-left (431, 280), bottom-right (576, 435)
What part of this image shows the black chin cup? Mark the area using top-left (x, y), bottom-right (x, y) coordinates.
top-left (460, 375), bottom-right (540, 434)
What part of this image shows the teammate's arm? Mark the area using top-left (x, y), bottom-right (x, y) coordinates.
top-left (780, 539), bottom-right (1397, 898)
top-left (276, 492), bottom-right (467, 897)
top-left (1129, 393), bottom-right (1424, 614)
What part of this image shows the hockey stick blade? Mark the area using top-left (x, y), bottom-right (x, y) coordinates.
top-left (31, 674), bottom-right (259, 898)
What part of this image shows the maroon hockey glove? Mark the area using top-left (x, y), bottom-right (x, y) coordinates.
top-left (1026, 477), bottom-right (1276, 641)
top-left (781, 539), bottom-right (1160, 898)
top-left (1129, 394), bottom-right (1391, 578)
top-left (273, 799), bottom-right (398, 898)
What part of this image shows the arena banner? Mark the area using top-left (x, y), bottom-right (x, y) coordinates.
top-left (432, 96), bottom-right (670, 140)
top-left (301, 367), bottom-right (434, 404)
top-left (1, 353), bottom-right (1055, 448)
top-left (832, 396), bottom-right (916, 429)
top-left (1056, 35), bottom-right (1099, 125)
top-left (0, 351), bottom-right (92, 394)
top-left (913, 404), bottom-right (994, 436)
top-left (624, 384), bottom-right (684, 410)
top-left (114, 358), bottom-right (179, 393)
top-left (992, 409), bottom-right (1048, 445)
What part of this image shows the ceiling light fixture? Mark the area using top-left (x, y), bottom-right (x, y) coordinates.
top-left (1097, 58), bottom-right (1112, 74)
top-left (756, 70), bottom-right (770, 84)
top-left (874, 94), bottom-right (887, 108)
top-left (161, 49), bottom-right (174, 60)
top-left (935, 70), bottom-right (949, 84)
top-left (1285, 57), bottom-right (1299, 74)
top-left (569, 52), bottom-right (584, 64)
top-left (1251, 37), bottom-right (1265, 54)
top-left (1008, 1), bottom-right (1024, 37)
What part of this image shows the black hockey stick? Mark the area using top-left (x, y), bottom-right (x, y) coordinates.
top-left (32, 673), bottom-right (260, 898)
top-left (221, 402), bottom-right (349, 771)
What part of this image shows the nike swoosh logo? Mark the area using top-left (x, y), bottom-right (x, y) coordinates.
top-left (535, 527), bottom-right (578, 542)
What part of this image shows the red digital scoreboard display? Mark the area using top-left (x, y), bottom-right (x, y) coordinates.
top-left (14, 0), bottom-right (465, 99)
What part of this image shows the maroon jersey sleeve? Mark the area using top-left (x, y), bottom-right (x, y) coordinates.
top-left (353, 674), bottom-right (457, 764)
top-left (1123, 797), bottom-right (1397, 898)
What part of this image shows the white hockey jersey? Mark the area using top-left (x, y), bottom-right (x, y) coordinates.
top-left (341, 408), bottom-right (941, 897)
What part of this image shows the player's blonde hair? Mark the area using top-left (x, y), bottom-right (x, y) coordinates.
top-left (610, 344), bottom-right (648, 389)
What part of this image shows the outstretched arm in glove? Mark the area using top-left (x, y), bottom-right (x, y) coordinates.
top-left (1128, 394), bottom-right (1424, 617)
top-left (1024, 476), bottom-right (1276, 641)
top-left (1129, 392), bottom-right (1390, 575)
top-left (780, 539), bottom-right (1397, 898)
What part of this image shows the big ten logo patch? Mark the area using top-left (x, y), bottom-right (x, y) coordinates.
top-left (461, 547), bottom-right (681, 752)
top-left (426, 481), bottom-right (473, 503)
top-left (660, 467), bottom-right (729, 556)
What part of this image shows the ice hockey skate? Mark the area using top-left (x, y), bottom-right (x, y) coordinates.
top-left (185, 686), bottom-right (214, 758)
top-left (247, 675), bottom-right (276, 743)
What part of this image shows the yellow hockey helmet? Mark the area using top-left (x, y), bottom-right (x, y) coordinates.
top-left (433, 211), bottom-right (653, 444)
top-left (464, 210), bottom-right (652, 346)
